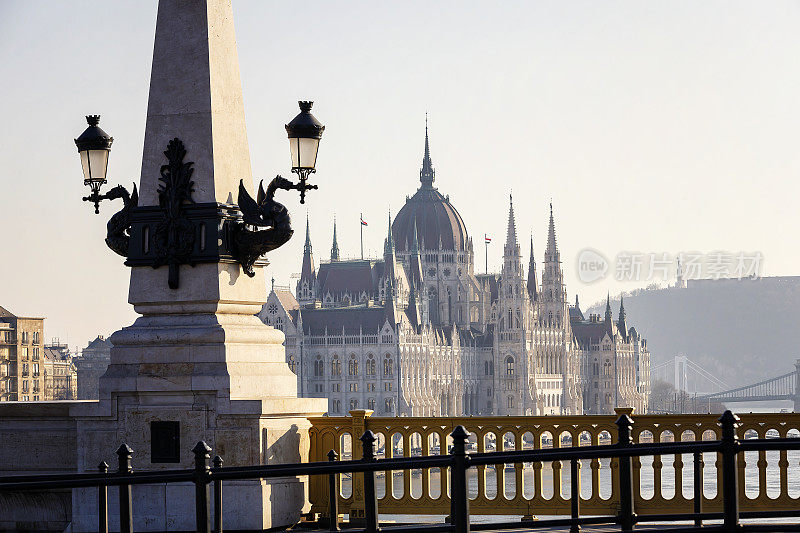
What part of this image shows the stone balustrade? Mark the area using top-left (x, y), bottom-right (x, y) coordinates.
top-left (308, 409), bottom-right (800, 519)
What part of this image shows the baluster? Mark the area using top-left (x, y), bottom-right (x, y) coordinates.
top-left (552, 434), bottom-right (563, 502)
top-left (327, 450), bottom-right (340, 532)
top-left (514, 431), bottom-right (523, 504)
top-left (476, 432), bottom-right (486, 502)
top-left (116, 444), bottom-right (134, 533)
top-left (757, 434), bottom-right (768, 501)
top-left (213, 455), bottom-right (223, 533)
top-left (693, 451), bottom-right (703, 527)
top-left (402, 432), bottom-right (411, 499)
top-left (719, 411), bottom-right (741, 532)
top-left (193, 441), bottom-right (212, 533)
top-left (360, 431), bottom-right (380, 533)
top-left (570, 458), bottom-right (581, 533)
top-left (440, 430), bottom-right (449, 502)
top-left (422, 432), bottom-right (431, 501)
top-left (496, 431), bottom-right (506, 501)
top-left (98, 461), bottom-right (108, 533)
top-left (673, 447), bottom-right (684, 502)
top-left (385, 431), bottom-right (394, 500)
top-left (779, 445), bottom-right (789, 502)
top-left (589, 433), bottom-right (600, 504)
top-left (615, 414), bottom-right (635, 532)
top-left (533, 431), bottom-right (544, 504)
top-left (450, 426), bottom-right (470, 533)
top-left (652, 432), bottom-right (663, 503)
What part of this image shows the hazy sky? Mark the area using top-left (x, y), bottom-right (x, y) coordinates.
top-left (1, 1), bottom-right (799, 349)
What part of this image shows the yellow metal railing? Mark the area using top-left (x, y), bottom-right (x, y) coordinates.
top-left (308, 409), bottom-right (800, 518)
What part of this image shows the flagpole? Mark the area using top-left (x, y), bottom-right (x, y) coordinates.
top-left (360, 212), bottom-right (364, 260)
top-left (485, 234), bottom-right (488, 274)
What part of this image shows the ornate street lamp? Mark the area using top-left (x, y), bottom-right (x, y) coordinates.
top-left (285, 101), bottom-right (325, 204)
top-left (75, 102), bottom-right (325, 288)
top-left (74, 115), bottom-right (114, 213)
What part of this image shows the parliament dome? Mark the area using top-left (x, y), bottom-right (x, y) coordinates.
top-left (391, 127), bottom-right (470, 252)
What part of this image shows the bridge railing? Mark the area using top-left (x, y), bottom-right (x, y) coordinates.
top-left (2, 411), bottom-right (800, 532)
top-left (308, 409), bottom-right (800, 520)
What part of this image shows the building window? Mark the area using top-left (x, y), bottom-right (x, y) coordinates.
top-left (275, 316), bottom-right (283, 331)
top-left (288, 355), bottom-right (297, 374)
top-left (367, 382), bottom-right (375, 392)
top-left (348, 354), bottom-right (359, 376)
top-left (384, 398), bottom-right (394, 414)
top-left (350, 399), bottom-right (358, 410)
top-left (331, 354), bottom-right (341, 376)
top-left (367, 398), bottom-right (375, 410)
top-left (314, 356), bottom-right (324, 377)
top-left (349, 383), bottom-right (358, 392)
top-left (268, 303), bottom-right (278, 315)
top-left (331, 399), bottom-right (340, 413)
top-left (366, 354), bottom-right (376, 376)
top-left (487, 387), bottom-right (492, 398)
top-left (507, 396), bottom-right (513, 409)
top-left (505, 356), bottom-right (515, 376)
top-left (384, 382), bottom-right (392, 391)
top-left (489, 361), bottom-right (494, 375)
top-left (383, 355), bottom-right (393, 376)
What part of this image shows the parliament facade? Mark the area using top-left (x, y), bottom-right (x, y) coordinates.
top-left (258, 128), bottom-right (651, 416)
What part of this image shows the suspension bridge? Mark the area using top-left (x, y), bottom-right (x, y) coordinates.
top-left (651, 356), bottom-right (800, 412)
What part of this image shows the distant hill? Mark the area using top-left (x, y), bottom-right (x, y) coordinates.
top-left (586, 277), bottom-right (800, 388)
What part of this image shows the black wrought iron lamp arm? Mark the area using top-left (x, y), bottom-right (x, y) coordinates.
top-left (292, 168), bottom-right (318, 204)
top-left (83, 183), bottom-right (135, 214)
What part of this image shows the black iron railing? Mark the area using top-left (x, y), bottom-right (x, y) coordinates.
top-left (2, 410), bottom-right (800, 533)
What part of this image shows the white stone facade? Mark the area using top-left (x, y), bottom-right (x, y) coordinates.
top-left (260, 132), bottom-right (651, 417)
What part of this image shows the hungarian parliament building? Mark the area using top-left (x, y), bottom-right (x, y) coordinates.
top-left (258, 129), bottom-right (651, 417)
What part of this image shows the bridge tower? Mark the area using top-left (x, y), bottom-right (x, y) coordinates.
top-left (675, 355), bottom-right (689, 393)
top-left (794, 359), bottom-right (800, 413)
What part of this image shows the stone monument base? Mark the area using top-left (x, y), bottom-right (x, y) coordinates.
top-left (71, 397), bottom-right (325, 532)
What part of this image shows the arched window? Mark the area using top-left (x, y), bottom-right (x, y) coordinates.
top-left (350, 398), bottom-right (359, 410)
top-left (348, 354), bottom-right (359, 376)
top-left (275, 316), bottom-right (283, 331)
top-left (484, 361), bottom-right (489, 376)
top-left (385, 398), bottom-right (394, 414)
top-left (507, 396), bottom-right (514, 408)
top-left (508, 309), bottom-right (513, 327)
top-left (383, 354), bottom-right (393, 376)
top-left (505, 356), bottom-right (515, 376)
top-left (367, 398), bottom-right (376, 410)
top-left (313, 355), bottom-right (324, 377)
top-left (331, 399), bottom-right (340, 413)
top-left (288, 355), bottom-right (297, 374)
top-left (331, 354), bottom-right (341, 376)
top-left (489, 361), bottom-right (494, 375)
top-left (366, 354), bottom-right (376, 376)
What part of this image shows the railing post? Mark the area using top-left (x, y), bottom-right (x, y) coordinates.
top-left (193, 441), bottom-right (212, 533)
top-left (212, 455), bottom-right (223, 533)
top-left (719, 410), bottom-right (741, 532)
top-left (570, 459), bottom-right (580, 533)
top-left (615, 414), bottom-right (635, 531)
top-left (450, 425), bottom-right (471, 533)
top-left (693, 451), bottom-right (703, 528)
top-left (116, 444), bottom-right (134, 533)
top-left (360, 430), bottom-right (380, 533)
top-left (327, 450), bottom-right (340, 532)
top-left (98, 461), bottom-right (109, 533)
top-left (349, 409), bottom-right (373, 524)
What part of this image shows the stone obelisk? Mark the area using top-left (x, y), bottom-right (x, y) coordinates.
top-left (72, 1), bottom-right (326, 530)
